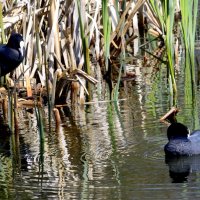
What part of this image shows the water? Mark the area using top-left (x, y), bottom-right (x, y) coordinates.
top-left (1, 65), bottom-right (200, 199)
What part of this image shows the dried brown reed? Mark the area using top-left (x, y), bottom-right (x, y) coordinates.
top-left (0, 0), bottom-right (195, 129)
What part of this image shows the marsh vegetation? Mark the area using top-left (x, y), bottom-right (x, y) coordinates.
top-left (0, 0), bottom-right (198, 131)
top-left (0, 1), bottom-right (200, 199)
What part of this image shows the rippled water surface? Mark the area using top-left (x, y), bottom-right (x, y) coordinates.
top-left (1, 65), bottom-right (200, 199)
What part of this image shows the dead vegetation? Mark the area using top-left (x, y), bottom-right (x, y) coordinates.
top-left (0, 0), bottom-right (197, 130)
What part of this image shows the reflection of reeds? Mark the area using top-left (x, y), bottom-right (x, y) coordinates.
top-left (7, 86), bottom-right (20, 132)
top-left (35, 105), bottom-right (44, 142)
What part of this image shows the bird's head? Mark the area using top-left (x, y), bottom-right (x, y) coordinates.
top-left (7, 33), bottom-right (25, 57)
top-left (167, 122), bottom-right (189, 140)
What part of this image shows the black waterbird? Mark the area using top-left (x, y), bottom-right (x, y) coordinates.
top-left (0, 33), bottom-right (25, 77)
top-left (161, 108), bottom-right (200, 156)
top-left (165, 122), bottom-right (200, 156)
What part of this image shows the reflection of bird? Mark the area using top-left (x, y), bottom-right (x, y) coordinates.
top-left (165, 155), bottom-right (200, 183)
top-left (0, 33), bottom-right (25, 76)
top-left (165, 122), bottom-right (200, 156)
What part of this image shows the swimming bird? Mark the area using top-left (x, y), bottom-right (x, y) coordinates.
top-left (0, 33), bottom-right (25, 77)
top-left (165, 122), bottom-right (200, 156)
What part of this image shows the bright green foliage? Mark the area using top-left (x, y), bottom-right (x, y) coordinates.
top-left (148, 0), bottom-right (198, 100)
top-left (148, 0), bottom-right (177, 96)
top-left (180, 0), bottom-right (198, 86)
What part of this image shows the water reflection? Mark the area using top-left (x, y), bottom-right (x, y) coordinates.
top-left (0, 124), bottom-right (11, 157)
top-left (165, 155), bottom-right (200, 183)
top-left (1, 60), bottom-right (200, 199)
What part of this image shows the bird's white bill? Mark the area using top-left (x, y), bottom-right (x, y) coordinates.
top-left (19, 41), bottom-right (25, 56)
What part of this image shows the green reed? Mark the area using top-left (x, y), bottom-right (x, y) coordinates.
top-left (77, 0), bottom-right (92, 102)
top-left (113, 62), bottom-right (123, 101)
top-left (35, 105), bottom-right (45, 143)
top-left (148, 0), bottom-right (177, 97)
top-left (35, 105), bottom-right (45, 182)
top-left (180, 0), bottom-right (198, 93)
top-left (180, 0), bottom-right (198, 131)
top-left (102, 0), bottom-right (111, 72)
top-left (77, 0), bottom-right (90, 75)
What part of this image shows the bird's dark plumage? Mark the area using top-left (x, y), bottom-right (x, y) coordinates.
top-left (0, 33), bottom-right (25, 76)
top-left (165, 122), bottom-right (200, 156)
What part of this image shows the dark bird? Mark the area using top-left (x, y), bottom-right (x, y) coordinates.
top-left (165, 122), bottom-right (200, 156)
top-left (0, 33), bottom-right (25, 77)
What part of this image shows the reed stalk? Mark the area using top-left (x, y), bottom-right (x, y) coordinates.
top-left (77, 0), bottom-right (91, 102)
top-left (43, 43), bottom-right (51, 125)
top-left (180, 0), bottom-right (198, 94)
top-left (102, 0), bottom-right (111, 72)
top-left (113, 62), bottom-right (123, 101)
top-left (77, 0), bottom-right (90, 75)
top-left (35, 16), bottom-right (42, 70)
top-left (165, 1), bottom-right (177, 96)
top-left (148, 0), bottom-right (177, 97)
top-left (2, 98), bottom-right (8, 122)
top-left (0, 1), bottom-right (5, 85)
top-left (49, 0), bottom-right (61, 68)
top-left (35, 105), bottom-right (45, 142)
top-left (0, 0), bottom-right (199, 128)
top-left (53, 107), bottom-right (61, 127)
top-left (0, 2), bottom-right (5, 43)
top-left (13, 83), bottom-right (18, 130)
top-left (35, 105), bottom-right (45, 179)
top-left (51, 70), bottom-right (58, 110)
top-left (8, 89), bottom-right (14, 132)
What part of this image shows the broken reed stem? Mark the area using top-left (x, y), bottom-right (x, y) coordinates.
top-left (160, 107), bottom-right (179, 124)
top-left (71, 81), bottom-right (79, 105)
top-left (53, 108), bottom-right (61, 127)
top-left (18, 99), bottom-right (42, 108)
top-left (26, 76), bottom-right (33, 97)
